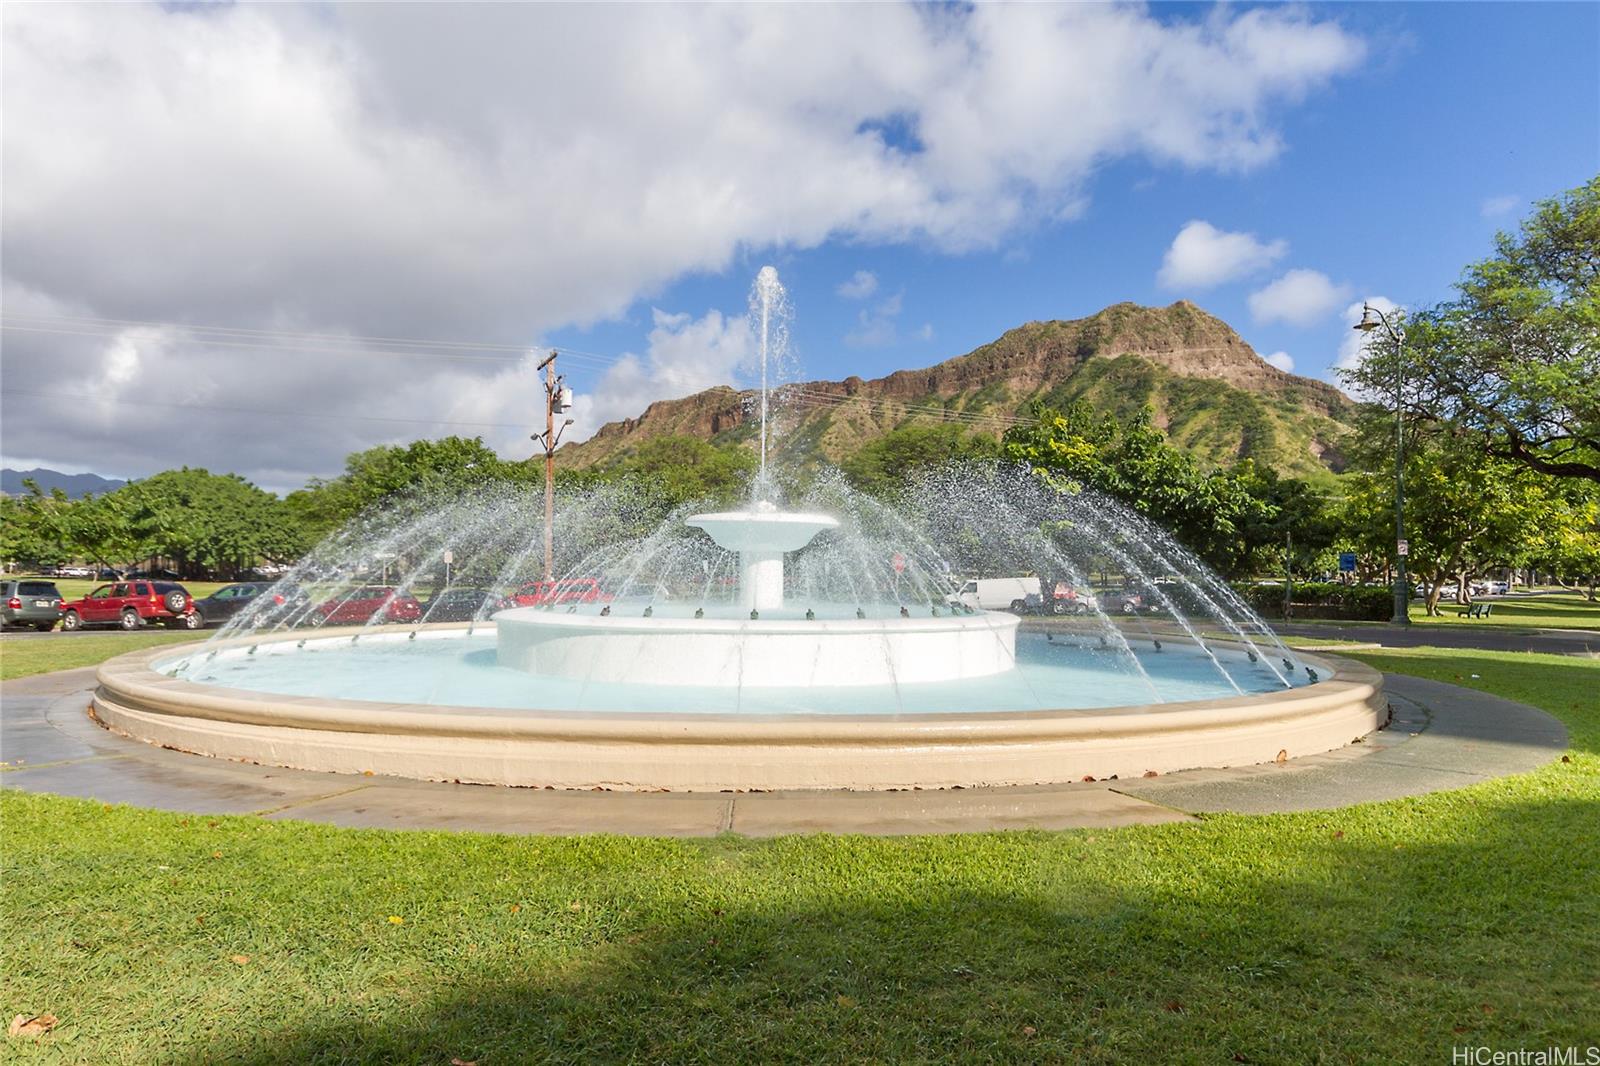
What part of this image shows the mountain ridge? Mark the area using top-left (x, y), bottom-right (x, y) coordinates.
top-left (1, 467), bottom-right (127, 498)
top-left (559, 301), bottom-right (1353, 482)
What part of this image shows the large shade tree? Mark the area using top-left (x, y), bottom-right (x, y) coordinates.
top-left (1359, 179), bottom-right (1599, 483)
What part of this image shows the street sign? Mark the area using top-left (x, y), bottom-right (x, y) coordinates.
top-left (1397, 539), bottom-right (1409, 557)
top-left (891, 552), bottom-right (906, 574)
top-left (1339, 551), bottom-right (1357, 573)
top-left (442, 550), bottom-right (454, 565)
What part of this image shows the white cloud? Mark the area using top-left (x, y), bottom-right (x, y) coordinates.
top-left (1481, 194), bottom-right (1520, 218)
top-left (846, 292), bottom-right (904, 348)
top-left (1157, 220), bottom-right (1287, 289)
top-left (1334, 295), bottom-right (1402, 374)
top-left (916, 323), bottom-right (936, 342)
top-left (836, 271), bottom-right (879, 300)
top-left (1247, 269), bottom-right (1353, 326)
top-left (0, 3), bottom-right (1366, 485)
top-left (1262, 350), bottom-right (1294, 373)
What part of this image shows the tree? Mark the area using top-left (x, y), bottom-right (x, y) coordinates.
top-left (603, 436), bottom-right (757, 506)
top-left (285, 436), bottom-right (530, 536)
top-left (1372, 179), bottom-right (1599, 482)
top-left (1337, 408), bottom-right (1556, 615)
top-left (1002, 403), bottom-right (1275, 577)
top-left (115, 468), bottom-right (307, 579)
top-left (841, 423), bottom-right (1001, 495)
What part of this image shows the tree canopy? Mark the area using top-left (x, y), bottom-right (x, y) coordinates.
top-left (1358, 178), bottom-right (1600, 483)
top-left (1001, 403), bottom-right (1278, 577)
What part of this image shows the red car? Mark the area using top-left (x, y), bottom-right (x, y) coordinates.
top-left (60, 581), bottom-right (202, 631)
top-left (311, 586), bottom-right (423, 626)
top-left (510, 578), bottom-right (614, 608)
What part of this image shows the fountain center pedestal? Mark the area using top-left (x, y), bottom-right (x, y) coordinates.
top-left (684, 502), bottom-right (838, 611)
top-left (494, 502), bottom-right (1020, 688)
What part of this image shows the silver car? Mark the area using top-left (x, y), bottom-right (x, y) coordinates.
top-left (1, 579), bottom-right (63, 631)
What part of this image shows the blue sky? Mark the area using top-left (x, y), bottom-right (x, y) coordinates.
top-left (3, 2), bottom-right (1596, 489)
top-left (546, 2), bottom-right (1598, 390)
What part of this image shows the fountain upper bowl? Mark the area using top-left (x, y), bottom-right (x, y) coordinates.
top-left (685, 509), bottom-right (840, 553)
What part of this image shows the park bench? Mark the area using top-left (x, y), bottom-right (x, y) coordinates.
top-left (1457, 602), bottom-right (1494, 619)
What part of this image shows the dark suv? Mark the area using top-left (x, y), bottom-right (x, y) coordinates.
top-left (60, 581), bottom-right (202, 630)
top-left (1, 579), bottom-right (64, 631)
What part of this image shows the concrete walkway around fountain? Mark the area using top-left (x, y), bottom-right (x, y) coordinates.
top-left (1, 667), bottom-right (1568, 837)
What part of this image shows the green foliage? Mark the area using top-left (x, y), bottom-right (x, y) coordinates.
top-left (284, 436), bottom-right (533, 537)
top-left (602, 436), bottom-right (756, 506)
top-left (841, 423), bottom-right (1001, 494)
top-left (1358, 178), bottom-right (1600, 482)
top-left (1001, 403), bottom-right (1276, 576)
top-left (1235, 580), bottom-right (1394, 621)
top-left (117, 468), bottom-right (309, 579)
top-left (1337, 382), bottom-right (1583, 613)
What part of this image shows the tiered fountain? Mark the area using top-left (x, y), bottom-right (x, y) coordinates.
top-left (89, 267), bottom-right (1385, 792)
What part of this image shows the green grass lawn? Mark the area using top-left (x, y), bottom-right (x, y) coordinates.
top-left (0, 632), bottom-right (206, 681)
top-left (2, 647), bottom-right (1596, 1062)
top-left (1407, 592), bottom-right (1600, 630)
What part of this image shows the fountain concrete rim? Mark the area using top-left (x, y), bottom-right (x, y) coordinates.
top-left (111, 624), bottom-right (1372, 734)
top-left (94, 628), bottom-right (1384, 790)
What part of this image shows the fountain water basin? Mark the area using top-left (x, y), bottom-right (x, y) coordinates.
top-left (496, 503), bottom-right (1021, 687)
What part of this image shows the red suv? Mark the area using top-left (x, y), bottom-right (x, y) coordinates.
top-left (60, 581), bottom-right (202, 631)
top-left (311, 586), bottom-right (423, 626)
top-left (510, 578), bottom-right (613, 608)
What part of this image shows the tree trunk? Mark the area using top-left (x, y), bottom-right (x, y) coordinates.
top-left (1425, 576), bottom-right (1446, 616)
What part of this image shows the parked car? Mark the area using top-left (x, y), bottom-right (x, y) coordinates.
top-left (1100, 589), bottom-right (1142, 615)
top-left (421, 587), bottom-right (512, 623)
top-left (311, 586), bottom-right (423, 626)
top-left (1, 579), bottom-right (65, 631)
top-left (510, 578), bottom-right (614, 608)
top-left (127, 568), bottom-right (182, 580)
top-left (948, 576), bottom-right (1041, 613)
top-left (59, 581), bottom-right (200, 630)
top-left (192, 582), bottom-right (310, 628)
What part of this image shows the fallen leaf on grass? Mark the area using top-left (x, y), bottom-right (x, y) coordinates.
top-left (212, 851), bottom-right (222, 859)
top-left (450, 1059), bottom-right (477, 1065)
top-left (835, 995), bottom-right (855, 1008)
top-left (1022, 1025), bottom-right (1037, 1038)
top-left (568, 901), bottom-right (583, 912)
top-left (8, 1013), bottom-right (57, 1038)
top-left (230, 954), bottom-right (250, 965)
top-left (1163, 1000), bottom-right (1185, 1013)
top-left (387, 915), bottom-right (404, 925)
top-left (510, 904), bottom-right (521, 913)
top-left (1332, 830), bottom-right (1345, 840)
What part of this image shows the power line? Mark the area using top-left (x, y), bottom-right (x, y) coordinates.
top-left (0, 388), bottom-right (533, 431)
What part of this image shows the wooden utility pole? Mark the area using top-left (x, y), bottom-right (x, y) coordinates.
top-left (532, 351), bottom-right (573, 582)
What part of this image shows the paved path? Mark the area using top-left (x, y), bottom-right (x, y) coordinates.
top-left (0, 666), bottom-right (1569, 836)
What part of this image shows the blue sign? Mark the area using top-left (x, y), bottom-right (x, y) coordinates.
top-left (1339, 551), bottom-right (1357, 573)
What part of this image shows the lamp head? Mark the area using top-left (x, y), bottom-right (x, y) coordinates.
top-left (1353, 304), bottom-right (1382, 332)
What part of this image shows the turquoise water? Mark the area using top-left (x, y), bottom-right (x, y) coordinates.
top-left (160, 631), bottom-right (1306, 716)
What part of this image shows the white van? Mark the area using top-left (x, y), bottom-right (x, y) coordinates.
top-left (949, 576), bottom-right (1041, 612)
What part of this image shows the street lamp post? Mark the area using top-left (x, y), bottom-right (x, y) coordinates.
top-left (1353, 303), bottom-right (1411, 626)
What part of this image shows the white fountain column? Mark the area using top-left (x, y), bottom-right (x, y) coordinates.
top-left (740, 550), bottom-right (785, 612)
top-left (686, 506), bottom-right (838, 613)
